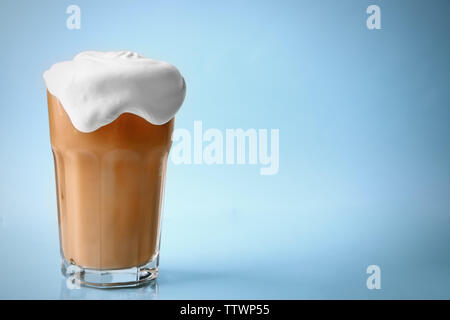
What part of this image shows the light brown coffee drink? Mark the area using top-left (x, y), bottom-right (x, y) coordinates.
top-left (48, 91), bottom-right (174, 270)
top-left (44, 50), bottom-right (185, 287)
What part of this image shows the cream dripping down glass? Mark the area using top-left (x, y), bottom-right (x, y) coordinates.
top-left (43, 51), bottom-right (186, 287)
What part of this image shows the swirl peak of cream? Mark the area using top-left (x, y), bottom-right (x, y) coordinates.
top-left (43, 50), bottom-right (186, 132)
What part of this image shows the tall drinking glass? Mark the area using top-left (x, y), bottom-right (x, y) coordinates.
top-left (47, 91), bottom-right (174, 288)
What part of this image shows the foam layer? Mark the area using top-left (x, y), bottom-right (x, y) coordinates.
top-left (43, 51), bottom-right (186, 132)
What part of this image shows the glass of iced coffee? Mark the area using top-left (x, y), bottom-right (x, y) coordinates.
top-left (43, 51), bottom-right (186, 288)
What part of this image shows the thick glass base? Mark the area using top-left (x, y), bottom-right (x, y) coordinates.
top-left (61, 255), bottom-right (159, 289)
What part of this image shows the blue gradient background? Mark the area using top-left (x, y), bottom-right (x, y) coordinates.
top-left (0, 0), bottom-right (450, 299)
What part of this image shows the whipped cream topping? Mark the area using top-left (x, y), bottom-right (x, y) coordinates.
top-left (43, 51), bottom-right (186, 132)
